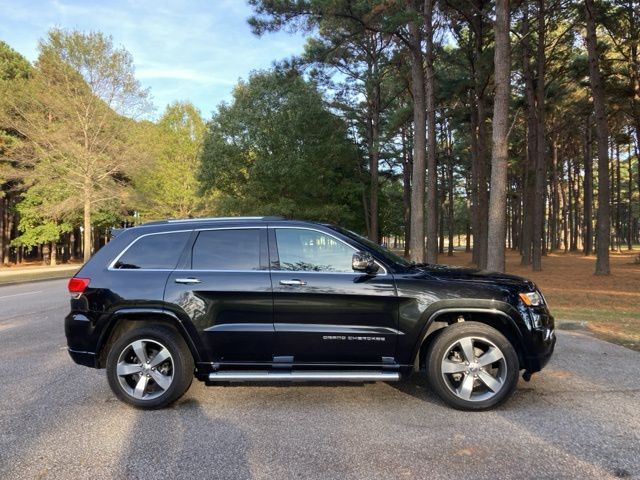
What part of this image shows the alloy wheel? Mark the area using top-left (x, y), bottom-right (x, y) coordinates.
top-left (116, 338), bottom-right (174, 401)
top-left (440, 336), bottom-right (508, 402)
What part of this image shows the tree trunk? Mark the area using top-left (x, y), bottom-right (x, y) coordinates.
top-left (470, 106), bottom-right (480, 262)
top-left (610, 141), bottom-right (615, 252)
top-left (3, 196), bottom-right (15, 265)
top-left (520, 4), bottom-right (536, 265)
top-left (42, 243), bottom-right (50, 266)
top-left (615, 140), bottom-right (622, 252)
top-left (50, 242), bottom-right (57, 266)
top-left (583, 117), bottom-right (594, 255)
top-left (465, 169), bottom-right (472, 253)
top-left (568, 159), bottom-right (575, 250)
top-left (447, 122), bottom-right (455, 257)
top-left (367, 78), bottom-right (381, 243)
top-left (560, 158), bottom-right (569, 252)
top-left (83, 179), bottom-right (92, 263)
top-left (532, 0), bottom-right (546, 272)
top-left (628, 137), bottom-right (634, 250)
top-left (550, 138), bottom-right (560, 251)
top-left (0, 196), bottom-right (5, 267)
top-left (424, 0), bottom-right (438, 264)
top-left (585, 0), bottom-right (611, 275)
top-left (362, 188), bottom-right (371, 239)
top-left (473, 4), bottom-right (489, 269)
top-left (408, 1), bottom-right (426, 263)
top-left (486, 0), bottom-right (511, 272)
top-left (574, 154), bottom-right (583, 251)
top-left (402, 125), bottom-right (413, 258)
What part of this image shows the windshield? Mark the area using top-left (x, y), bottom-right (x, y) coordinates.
top-left (329, 226), bottom-right (411, 268)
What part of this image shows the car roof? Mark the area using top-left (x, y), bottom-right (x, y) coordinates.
top-left (115, 216), bottom-right (329, 236)
top-left (142, 216), bottom-right (285, 226)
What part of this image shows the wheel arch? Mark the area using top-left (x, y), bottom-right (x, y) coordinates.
top-left (96, 308), bottom-right (201, 368)
top-left (412, 307), bottom-right (527, 371)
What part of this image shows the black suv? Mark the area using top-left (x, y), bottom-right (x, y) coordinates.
top-left (65, 216), bottom-right (555, 410)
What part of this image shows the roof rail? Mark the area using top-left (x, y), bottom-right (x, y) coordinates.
top-left (142, 216), bottom-right (286, 226)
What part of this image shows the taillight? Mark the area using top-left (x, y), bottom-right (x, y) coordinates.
top-left (68, 277), bottom-right (90, 294)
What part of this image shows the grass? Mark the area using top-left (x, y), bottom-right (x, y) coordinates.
top-left (0, 264), bottom-right (79, 285)
top-left (435, 248), bottom-right (640, 351)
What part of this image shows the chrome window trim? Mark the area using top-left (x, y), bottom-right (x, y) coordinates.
top-left (107, 224), bottom-right (389, 276)
top-left (172, 269), bottom-right (269, 274)
top-left (272, 226), bottom-right (388, 276)
top-left (107, 229), bottom-right (193, 271)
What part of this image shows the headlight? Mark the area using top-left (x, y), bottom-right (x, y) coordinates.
top-left (519, 291), bottom-right (544, 307)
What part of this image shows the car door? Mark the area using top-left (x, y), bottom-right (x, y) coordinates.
top-left (164, 226), bottom-right (274, 363)
top-left (270, 226), bottom-right (399, 365)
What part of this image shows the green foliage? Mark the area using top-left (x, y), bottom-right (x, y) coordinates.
top-left (1, 29), bottom-right (151, 261)
top-left (199, 69), bottom-right (364, 228)
top-left (0, 41), bottom-right (31, 81)
top-left (133, 101), bottom-right (212, 220)
top-left (40, 29), bottom-right (150, 115)
top-left (0, 41), bottom-right (31, 189)
top-left (378, 180), bottom-right (405, 237)
top-left (12, 185), bottom-right (72, 248)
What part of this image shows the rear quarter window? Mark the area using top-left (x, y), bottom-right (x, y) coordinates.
top-left (113, 231), bottom-right (191, 269)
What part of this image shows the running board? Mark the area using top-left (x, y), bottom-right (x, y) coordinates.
top-left (207, 371), bottom-right (400, 382)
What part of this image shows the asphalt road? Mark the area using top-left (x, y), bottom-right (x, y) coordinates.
top-left (0, 279), bottom-right (639, 480)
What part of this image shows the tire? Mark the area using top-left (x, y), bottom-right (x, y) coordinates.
top-left (106, 324), bottom-right (194, 409)
top-left (426, 321), bottom-right (519, 411)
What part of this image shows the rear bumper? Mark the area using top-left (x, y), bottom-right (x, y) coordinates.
top-left (65, 312), bottom-right (100, 368)
top-left (67, 348), bottom-right (98, 368)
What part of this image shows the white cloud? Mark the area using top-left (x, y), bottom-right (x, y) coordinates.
top-left (0, 0), bottom-right (308, 115)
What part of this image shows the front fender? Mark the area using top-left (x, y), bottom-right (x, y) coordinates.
top-left (398, 299), bottom-right (531, 367)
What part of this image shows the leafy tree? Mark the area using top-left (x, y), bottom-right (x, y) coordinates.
top-left (199, 69), bottom-right (363, 228)
top-left (304, 26), bottom-right (397, 243)
top-left (12, 183), bottom-right (73, 265)
top-left (0, 29), bottom-right (149, 261)
top-left (0, 41), bottom-right (32, 264)
top-left (133, 101), bottom-right (211, 220)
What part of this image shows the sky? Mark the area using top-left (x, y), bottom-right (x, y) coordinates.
top-left (0, 0), bottom-right (308, 118)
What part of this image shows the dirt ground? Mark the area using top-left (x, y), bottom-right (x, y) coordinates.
top-left (436, 248), bottom-right (640, 351)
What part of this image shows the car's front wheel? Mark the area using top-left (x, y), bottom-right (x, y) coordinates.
top-left (426, 321), bottom-right (519, 411)
top-left (106, 324), bottom-right (194, 409)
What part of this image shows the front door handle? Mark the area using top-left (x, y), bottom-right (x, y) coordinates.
top-left (279, 279), bottom-right (307, 286)
top-left (175, 278), bottom-right (202, 284)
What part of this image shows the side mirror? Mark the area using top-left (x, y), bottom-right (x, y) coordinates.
top-left (352, 251), bottom-right (379, 274)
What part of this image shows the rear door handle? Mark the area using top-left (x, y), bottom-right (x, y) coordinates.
top-left (175, 278), bottom-right (202, 284)
top-left (279, 279), bottom-right (307, 286)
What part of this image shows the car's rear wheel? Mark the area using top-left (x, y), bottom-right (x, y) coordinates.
top-left (426, 322), bottom-right (519, 411)
top-left (106, 324), bottom-right (194, 409)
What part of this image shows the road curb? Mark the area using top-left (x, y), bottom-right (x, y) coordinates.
top-left (0, 272), bottom-right (76, 287)
top-left (555, 319), bottom-right (589, 331)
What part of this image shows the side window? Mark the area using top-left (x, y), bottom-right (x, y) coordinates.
top-left (114, 232), bottom-right (190, 269)
top-left (192, 229), bottom-right (261, 270)
top-left (275, 229), bottom-right (354, 272)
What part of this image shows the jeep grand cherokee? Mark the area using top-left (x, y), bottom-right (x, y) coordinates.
top-left (65, 216), bottom-right (555, 410)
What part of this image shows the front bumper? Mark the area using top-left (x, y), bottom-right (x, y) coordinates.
top-left (523, 308), bottom-right (556, 373)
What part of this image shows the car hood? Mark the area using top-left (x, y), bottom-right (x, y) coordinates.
top-left (416, 264), bottom-right (536, 290)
